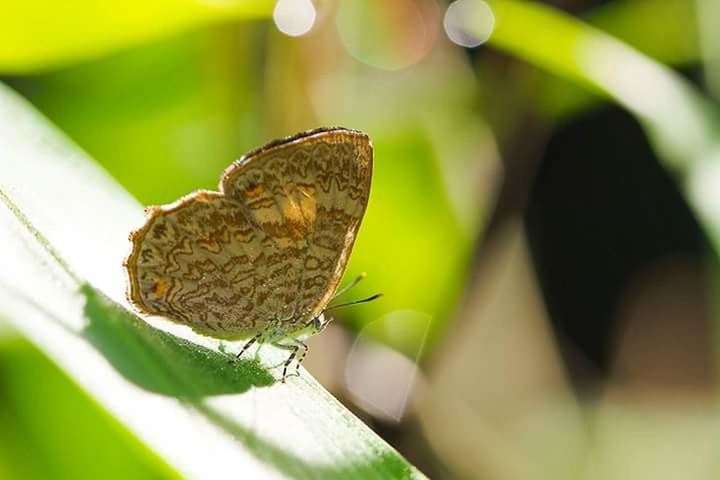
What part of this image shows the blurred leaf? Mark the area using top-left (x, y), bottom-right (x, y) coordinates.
top-left (0, 83), bottom-right (425, 478)
top-left (9, 27), bottom-right (262, 206)
top-left (698, 0), bottom-right (720, 101)
top-left (528, 0), bottom-right (701, 122)
top-left (0, 0), bottom-right (273, 73)
top-left (588, 0), bottom-right (699, 66)
top-left (486, 0), bottom-right (720, 254)
top-left (583, 400), bottom-right (718, 480)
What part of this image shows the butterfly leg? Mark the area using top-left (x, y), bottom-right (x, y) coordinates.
top-left (272, 343), bottom-right (299, 383)
top-left (231, 331), bottom-right (263, 363)
top-left (294, 341), bottom-right (309, 377)
top-left (273, 338), bottom-right (308, 382)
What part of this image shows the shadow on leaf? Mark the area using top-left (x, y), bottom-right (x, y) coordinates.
top-left (80, 283), bottom-right (275, 398)
top-left (1, 281), bottom-right (417, 478)
top-left (81, 285), bottom-right (418, 478)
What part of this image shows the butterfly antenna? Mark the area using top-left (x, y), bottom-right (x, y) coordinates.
top-left (325, 293), bottom-right (383, 312)
top-left (332, 272), bottom-right (367, 300)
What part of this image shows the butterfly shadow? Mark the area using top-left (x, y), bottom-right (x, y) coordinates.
top-left (79, 285), bottom-right (416, 479)
top-left (79, 283), bottom-right (275, 398)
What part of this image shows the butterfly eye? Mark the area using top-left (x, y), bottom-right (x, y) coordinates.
top-left (312, 315), bottom-right (329, 333)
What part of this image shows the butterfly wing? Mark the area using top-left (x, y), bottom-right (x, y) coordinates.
top-left (222, 128), bottom-right (373, 329)
top-left (125, 191), bottom-right (274, 339)
top-left (125, 127), bottom-right (372, 339)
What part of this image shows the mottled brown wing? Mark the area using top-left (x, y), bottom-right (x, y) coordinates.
top-left (125, 127), bottom-right (372, 339)
top-left (125, 191), bottom-right (273, 339)
top-left (221, 128), bottom-right (372, 330)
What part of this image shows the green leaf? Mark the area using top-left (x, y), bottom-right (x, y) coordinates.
top-left (536, 0), bottom-right (700, 120)
top-left (587, 0), bottom-right (699, 66)
top-left (0, 0), bottom-right (274, 73)
top-left (0, 335), bottom-right (182, 479)
top-left (0, 83), bottom-right (425, 479)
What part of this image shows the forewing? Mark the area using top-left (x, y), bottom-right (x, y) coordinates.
top-left (222, 128), bottom-right (373, 326)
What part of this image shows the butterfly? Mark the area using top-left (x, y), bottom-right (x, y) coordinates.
top-left (124, 127), bottom-right (378, 382)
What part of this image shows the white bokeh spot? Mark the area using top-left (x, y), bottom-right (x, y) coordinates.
top-left (443, 0), bottom-right (495, 48)
top-left (273, 0), bottom-right (316, 37)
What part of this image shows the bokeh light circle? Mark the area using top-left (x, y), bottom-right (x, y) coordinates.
top-left (273, 0), bottom-right (317, 37)
top-left (443, 0), bottom-right (495, 48)
top-left (336, 0), bottom-right (439, 71)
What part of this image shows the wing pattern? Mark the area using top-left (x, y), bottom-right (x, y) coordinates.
top-left (124, 128), bottom-right (372, 339)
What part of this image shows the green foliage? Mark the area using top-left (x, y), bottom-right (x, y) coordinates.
top-left (0, 335), bottom-right (181, 479)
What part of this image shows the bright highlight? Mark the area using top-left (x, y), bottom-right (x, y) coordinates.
top-left (273, 0), bottom-right (316, 37)
top-left (443, 0), bottom-right (495, 48)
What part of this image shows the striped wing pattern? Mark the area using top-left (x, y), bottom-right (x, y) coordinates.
top-left (124, 128), bottom-right (372, 340)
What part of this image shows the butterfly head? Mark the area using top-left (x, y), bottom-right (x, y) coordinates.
top-left (310, 313), bottom-right (331, 335)
top-left (302, 293), bottom-right (382, 336)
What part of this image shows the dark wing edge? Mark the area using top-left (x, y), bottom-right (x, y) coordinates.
top-left (219, 127), bottom-right (372, 192)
